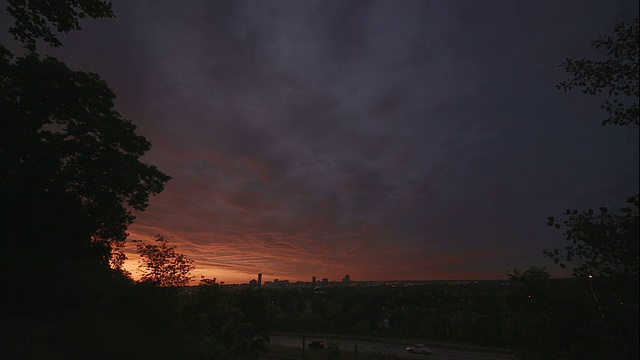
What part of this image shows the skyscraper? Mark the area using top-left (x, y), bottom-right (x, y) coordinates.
top-left (312, 276), bottom-right (316, 288)
top-left (258, 273), bottom-right (262, 287)
top-left (342, 274), bottom-right (351, 286)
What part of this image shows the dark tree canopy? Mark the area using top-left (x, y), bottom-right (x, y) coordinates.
top-left (1, 0), bottom-right (168, 277)
top-left (545, 195), bottom-right (639, 278)
top-left (557, 17), bottom-right (639, 126)
top-left (7, 0), bottom-right (114, 51)
top-left (542, 17), bottom-right (640, 360)
top-left (547, 18), bottom-right (640, 279)
top-left (0, 49), bottom-right (170, 247)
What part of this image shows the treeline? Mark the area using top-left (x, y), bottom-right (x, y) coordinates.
top-left (3, 272), bottom-right (270, 359)
top-left (3, 269), bottom-right (636, 359)
top-left (265, 282), bottom-right (502, 344)
top-left (259, 271), bottom-right (637, 359)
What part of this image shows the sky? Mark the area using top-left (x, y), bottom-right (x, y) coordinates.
top-left (2, 0), bottom-right (638, 284)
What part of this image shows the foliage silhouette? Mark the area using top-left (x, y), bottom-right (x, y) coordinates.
top-left (0, 3), bottom-right (243, 360)
top-left (557, 17), bottom-right (639, 126)
top-left (546, 15), bottom-right (639, 306)
top-left (3, 49), bottom-right (170, 236)
top-left (544, 16), bottom-right (639, 360)
top-left (545, 195), bottom-right (639, 278)
top-left (6, 0), bottom-right (114, 51)
top-left (0, 48), bottom-right (170, 270)
top-left (136, 234), bottom-right (196, 287)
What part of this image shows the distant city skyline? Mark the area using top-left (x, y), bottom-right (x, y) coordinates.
top-left (216, 272), bottom-right (529, 286)
top-left (247, 273), bottom-right (351, 286)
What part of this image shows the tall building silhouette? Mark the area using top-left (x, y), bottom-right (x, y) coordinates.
top-left (312, 276), bottom-right (316, 288)
top-left (258, 273), bottom-right (262, 287)
top-left (342, 274), bottom-right (351, 286)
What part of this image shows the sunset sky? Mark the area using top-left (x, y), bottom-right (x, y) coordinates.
top-left (2, 0), bottom-right (638, 284)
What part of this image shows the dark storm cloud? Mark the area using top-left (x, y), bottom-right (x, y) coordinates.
top-left (3, 0), bottom-right (637, 282)
top-left (146, 0), bottom-right (635, 281)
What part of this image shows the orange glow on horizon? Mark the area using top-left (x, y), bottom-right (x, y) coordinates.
top-left (122, 214), bottom-right (570, 286)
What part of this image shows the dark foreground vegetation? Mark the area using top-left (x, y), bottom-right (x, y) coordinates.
top-left (3, 271), bottom-right (638, 359)
top-left (2, 272), bottom-right (268, 359)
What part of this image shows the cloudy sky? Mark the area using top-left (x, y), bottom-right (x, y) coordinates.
top-left (3, 0), bottom-right (638, 284)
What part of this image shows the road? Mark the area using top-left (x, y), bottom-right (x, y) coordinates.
top-left (269, 335), bottom-right (515, 360)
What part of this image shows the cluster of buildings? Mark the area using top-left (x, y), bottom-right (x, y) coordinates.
top-left (215, 275), bottom-right (507, 290)
top-left (246, 273), bottom-right (352, 289)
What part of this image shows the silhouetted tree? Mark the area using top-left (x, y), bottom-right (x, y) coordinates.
top-left (557, 17), bottom-right (638, 126)
top-left (545, 196), bottom-right (639, 278)
top-left (136, 234), bottom-right (195, 287)
top-left (2, 0), bottom-right (169, 271)
top-left (0, 49), bottom-right (170, 269)
top-left (6, 0), bottom-right (114, 51)
top-left (0, 4), bottom-right (241, 360)
top-left (551, 12), bottom-right (639, 288)
top-left (544, 18), bottom-right (639, 359)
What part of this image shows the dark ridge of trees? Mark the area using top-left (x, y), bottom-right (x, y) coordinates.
top-left (260, 276), bottom-right (630, 359)
top-left (7, 275), bottom-right (629, 359)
